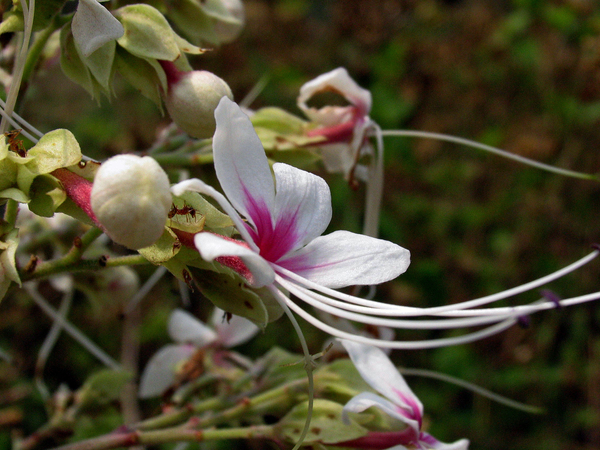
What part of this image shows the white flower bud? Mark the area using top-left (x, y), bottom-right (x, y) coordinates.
top-left (165, 70), bottom-right (233, 139)
top-left (91, 155), bottom-right (171, 249)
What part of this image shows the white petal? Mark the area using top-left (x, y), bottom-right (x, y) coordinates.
top-left (342, 391), bottom-right (420, 433)
top-left (278, 230), bottom-right (410, 288)
top-left (271, 163), bottom-right (332, 253)
top-left (213, 97), bottom-right (275, 230)
top-left (72, 0), bottom-right (124, 57)
top-left (194, 232), bottom-right (275, 287)
top-left (341, 340), bottom-right (423, 419)
top-left (298, 67), bottom-right (372, 123)
top-left (318, 143), bottom-right (357, 175)
top-left (168, 309), bottom-right (217, 347)
top-left (427, 436), bottom-right (470, 450)
top-left (210, 307), bottom-right (260, 347)
top-left (138, 344), bottom-right (194, 398)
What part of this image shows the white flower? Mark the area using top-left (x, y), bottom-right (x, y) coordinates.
top-left (72, 0), bottom-right (124, 57)
top-left (139, 308), bottom-right (259, 398)
top-left (172, 97), bottom-right (600, 351)
top-left (91, 154), bottom-right (171, 250)
top-left (340, 339), bottom-right (469, 450)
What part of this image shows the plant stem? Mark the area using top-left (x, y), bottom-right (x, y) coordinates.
top-left (20, 253), bottom-right (150, 282)
top-left (50, 425), bottom-right (275, 450)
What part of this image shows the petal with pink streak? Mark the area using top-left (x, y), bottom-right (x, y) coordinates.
top-left (297, 67), bottom-right (372, 124)
top-left (194, 232), bottom-right (275, 287)
top-left (255, 163), bottom-right (332, 261)
top-left (213, 98), bottom-right (275, 231)
top-left (341, 340), bottom-right (423, 420)
top-left (342, 392), bottom-right (420, 437)
top-left (279, 230), bottom-right (410, 288)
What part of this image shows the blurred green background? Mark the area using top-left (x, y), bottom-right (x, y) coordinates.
top-left (4, 0), bottom-right (600, 449)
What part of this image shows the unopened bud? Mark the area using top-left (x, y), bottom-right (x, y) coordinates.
top-left (164, 68), bottom-right (233, 139)
top-left (91, 155), bottom-right (171, 249)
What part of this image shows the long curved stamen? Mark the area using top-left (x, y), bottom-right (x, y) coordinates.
top-left (378, 129), bottom-right (599, 182)
top-left (272, 249), bottom-right (599, 316)
top-left (277, 276), bottom-right (523, 329)
top-left (279, 293), bottom-right (518, 350)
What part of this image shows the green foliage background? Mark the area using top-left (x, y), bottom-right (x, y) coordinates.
top-left (3, 1), bottom-right (600, 449)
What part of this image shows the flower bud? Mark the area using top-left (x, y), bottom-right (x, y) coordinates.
top-left (91, 155), bottom-right (171, 249)
top-left (164, 68), bottom-right (233, 139)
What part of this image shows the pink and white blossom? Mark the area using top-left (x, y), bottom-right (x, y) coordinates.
top-left (172, 97), bottom-right (600, 350)
top-left (339, 339), bottom-right (469, 450)
top-left (139, 308), bottom-right (259, 398)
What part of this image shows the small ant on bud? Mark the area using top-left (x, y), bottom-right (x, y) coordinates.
top-left (4, 129), bottom-right (27, 157)
top-left (168, 202), bottom-right (197, 221)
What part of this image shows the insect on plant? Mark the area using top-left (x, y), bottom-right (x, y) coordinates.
top-left (4, 129), bottom-right (27, 157)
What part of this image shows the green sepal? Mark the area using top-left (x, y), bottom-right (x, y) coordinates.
top-left (115, 4), bottom-right (180, 61)
top-left (27, 174), bottom-right (67, 217)
top-left (114, 47), bottom-right (163, 108)
top-left (60, 23), bottom-right (103, 99)
top-left (0, 187), bottom-right (28, 203)
top-left (167, 0), bottom-right (220, 45)
top-left (138, 227), bottom-right (181, 264)
top-left (173, 190), bottom-right (234, 234)
top-left (0, 155), bottom-right (18, 192)
top-left (277, 399), bottom-right (369, 445)
top-left (75, 369), bottom-right (133, 411)
top-left (251, 107), bottom-right (325, 151)
top-left (80, 39), bottom-right (116, 94)
top-left (25, 129), bottom-right (82, 175)
top-left (254, 347), bottom-right (309, 388)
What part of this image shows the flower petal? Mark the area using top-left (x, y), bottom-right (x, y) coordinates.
top-left (210, 307), bottom-right (260, 347)
top-left (168, 309), bottom-right (217, 347)
top-left (278, 230), bottom-right (410, 288)
top-left (213, 97), bottom-right (275, 233)
top-left (342, 391), bottom-right (420, 435)
top-left (298, 67), bottom-right (372, 124)
top-left (194, 232), bottom-right (275, 287)
top-left (72, 0), bottom-right (124, 57)
top-left (423, 433), bottom-right (470, 450)
top-left (138, 344), bottom-right (194, 398)
top-left (252, 162), bottom-right (332, 261)
top-left (341, 340), bottom-right (423, 422)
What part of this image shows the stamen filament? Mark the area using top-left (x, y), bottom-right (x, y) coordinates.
top-left (378, 129), bottom-right (599, 181)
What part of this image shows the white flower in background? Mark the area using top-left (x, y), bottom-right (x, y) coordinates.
top-left (91, 154), bottom-right (171, 250)
top-left (298, 67), bottom-right (373, 178)
top-left (340, 340), bottom-right (469, 450)
top-left (139, 308), bottom-right (259, 398)
top-left (71, 0), bottom-right (124, 57)
top-left (212, 0), bottom-right (245, 44)
top-left (297, 68), bottom-right (383, 237)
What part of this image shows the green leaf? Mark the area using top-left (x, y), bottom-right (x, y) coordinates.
top-left (167, 0), bottom-right (219, 44)
top-left (115, 4), bottom-right (180, 61)
top-left (76, 369), bottom-right (133, 410)
top-left (188, 267), bottom-right (270, 328)
top-left (138, 228), bottom-right (180, 264)
top-left (277, 399), bottom-right (368, 445)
